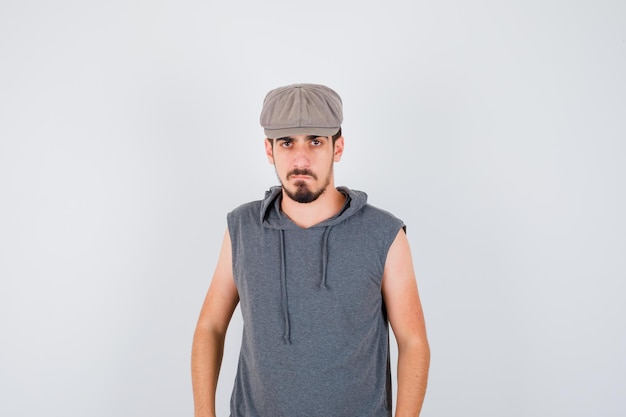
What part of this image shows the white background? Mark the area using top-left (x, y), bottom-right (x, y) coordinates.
top-left (1, 1), bottom-right (624, 416)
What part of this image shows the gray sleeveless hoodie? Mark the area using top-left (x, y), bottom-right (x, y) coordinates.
top-left (227, 186), bottom-right (404, 417)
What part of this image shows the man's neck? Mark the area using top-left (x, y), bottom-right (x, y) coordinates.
top-left (280, 186), bottom-right (346, 229)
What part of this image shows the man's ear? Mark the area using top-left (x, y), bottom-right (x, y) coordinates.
top-left (264, 138), bottom-right (275, 164)
top-left (333, 136), bottom-right (344, 162)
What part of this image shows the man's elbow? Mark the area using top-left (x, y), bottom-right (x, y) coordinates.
top-left (397, 331), bottom-right (430, 360)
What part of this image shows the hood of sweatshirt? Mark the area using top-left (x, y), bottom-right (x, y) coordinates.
top-left (259, 185), bottom-right (368, 230)
top-left (258, 185), bottom-right (368, 344)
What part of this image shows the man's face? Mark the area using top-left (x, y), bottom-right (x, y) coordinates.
top-left (265, 134), bottom-right (344, 204)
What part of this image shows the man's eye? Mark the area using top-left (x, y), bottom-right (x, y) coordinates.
top-left (280, 141), bottom-right (293, 147)
top-left (311, 139), bottom-right (322, 146)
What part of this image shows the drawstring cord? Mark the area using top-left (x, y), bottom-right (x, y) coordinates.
top-left (280, 226), bottom-right (333, 344)
top-left (321, 226), bottom-right (332, 289)
top-left (279, 230), bottom-right (292, 344)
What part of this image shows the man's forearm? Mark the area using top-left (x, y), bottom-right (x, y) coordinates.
top-left (191, 328), bottom-right (226, 417)
top-left (395, 339), bottom-right (430, 417)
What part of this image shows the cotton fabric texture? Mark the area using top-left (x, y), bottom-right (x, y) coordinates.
top-left (226, 186), bottom-right (405, 417)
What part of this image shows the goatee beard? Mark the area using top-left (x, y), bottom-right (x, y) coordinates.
top-left (283, 182), bottom-right (326, 204)
top-left (280, 164), bottom-right (333, 204)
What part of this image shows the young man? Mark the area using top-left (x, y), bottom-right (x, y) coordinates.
top-left (191, 84), bottom-right (429, 417)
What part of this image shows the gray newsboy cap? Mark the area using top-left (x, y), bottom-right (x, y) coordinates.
top-left (260, 83), bottom-right (343, 139)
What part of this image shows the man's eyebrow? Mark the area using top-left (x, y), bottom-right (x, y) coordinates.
top-left (276, 136), bottom-right (322, 141)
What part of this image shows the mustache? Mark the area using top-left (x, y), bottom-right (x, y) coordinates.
top-left (287, 168), bottom-right (317, 180)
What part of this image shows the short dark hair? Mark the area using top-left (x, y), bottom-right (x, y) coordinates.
top-left (331, 128), bottom-right (342, 145)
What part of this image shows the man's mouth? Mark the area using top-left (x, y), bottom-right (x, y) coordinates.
top-left (287, 169), bottom-right (316, 180)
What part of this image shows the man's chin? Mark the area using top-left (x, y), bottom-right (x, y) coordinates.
top-left (283, 184), bottom-right (324, 204)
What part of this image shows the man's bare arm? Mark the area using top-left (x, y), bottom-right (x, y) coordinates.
top-left (382, 229), bottom-right (430, 417)
top-left (191, 229), bottom-right (239, 417)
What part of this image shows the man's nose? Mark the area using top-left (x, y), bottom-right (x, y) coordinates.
top-left (292, 144), bottom-right (311, 164)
